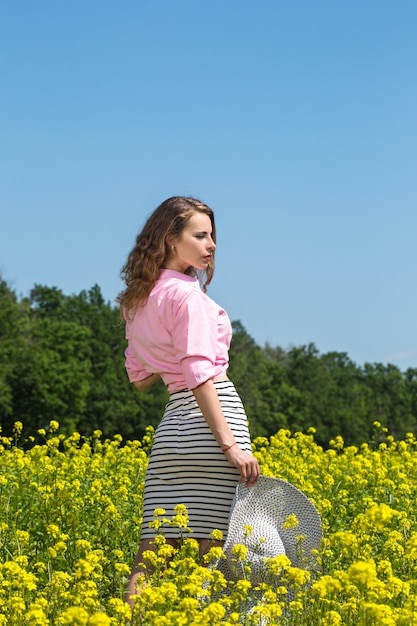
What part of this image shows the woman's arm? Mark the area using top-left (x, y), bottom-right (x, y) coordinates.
top-left (192, 379), bottom-right (260, 487)
top-left (133, 373), bottom-right (161, 392)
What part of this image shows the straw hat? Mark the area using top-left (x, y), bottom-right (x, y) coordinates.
top-left (216, 475), bottom-right (323, 584)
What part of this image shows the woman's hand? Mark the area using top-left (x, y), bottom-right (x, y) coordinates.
top-left (223, 445), bottom-right (260, 487)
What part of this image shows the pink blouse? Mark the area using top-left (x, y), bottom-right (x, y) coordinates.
top-left (124, 269), bottom-right (233, 392)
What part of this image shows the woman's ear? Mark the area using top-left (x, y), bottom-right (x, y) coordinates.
top-left (166, 234), bottom-right (175, 247)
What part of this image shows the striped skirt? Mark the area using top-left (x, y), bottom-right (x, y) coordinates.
top-left (140, 380), bottom-right (252, 540)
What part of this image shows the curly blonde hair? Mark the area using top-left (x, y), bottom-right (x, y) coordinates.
top-left (117, 196), bottom-right (216, 312)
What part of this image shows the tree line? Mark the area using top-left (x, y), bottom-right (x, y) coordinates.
top-left (1, 277), bottom-right (416, 447)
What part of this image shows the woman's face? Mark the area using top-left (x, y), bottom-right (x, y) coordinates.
top-left (167, 212), bottom-right (216, 273)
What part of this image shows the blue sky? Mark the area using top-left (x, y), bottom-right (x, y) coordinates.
top-left (1, 1), bottom-right (416, 371)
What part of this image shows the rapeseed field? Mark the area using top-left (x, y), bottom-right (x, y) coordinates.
top-left (1, 420), bottom-right (417, 625)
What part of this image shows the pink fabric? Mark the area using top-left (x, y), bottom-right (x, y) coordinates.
top-left (124, 269), bottom-right (232, 392)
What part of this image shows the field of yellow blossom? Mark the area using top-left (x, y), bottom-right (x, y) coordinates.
top-left (1, 420), bottom-right (417, 625)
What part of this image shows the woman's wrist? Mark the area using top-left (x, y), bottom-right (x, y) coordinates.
top-left (222, 442), bottom-right (238, 452)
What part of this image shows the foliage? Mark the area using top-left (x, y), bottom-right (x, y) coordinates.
top-left (1, 276), bottom-right (417, 446)
top-left (0, 280), bottom-right (168, 441)
top-left (2, 422), bottom-right (417, 624)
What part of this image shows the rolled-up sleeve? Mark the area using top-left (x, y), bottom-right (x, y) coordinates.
top-left (172, 291), bottom-right (218, 389)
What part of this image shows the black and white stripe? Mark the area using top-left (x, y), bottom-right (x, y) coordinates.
top-left (140, 380), bottom-right (252, 539)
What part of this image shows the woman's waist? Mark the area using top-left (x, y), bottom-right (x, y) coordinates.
top-left (167, 376), bottom-right (233, 402)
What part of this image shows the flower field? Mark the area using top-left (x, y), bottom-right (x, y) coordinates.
top-left (1, 421), bottom-right (417, 625)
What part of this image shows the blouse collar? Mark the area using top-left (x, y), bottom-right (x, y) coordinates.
top-left (158, 269), bottom-right (197, 283)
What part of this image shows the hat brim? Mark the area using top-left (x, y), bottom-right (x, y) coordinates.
top-left (217, 475), bottom-right (323, 581)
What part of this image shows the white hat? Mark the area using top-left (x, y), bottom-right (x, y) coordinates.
top-left (216, 476), bottom-right (323, 584)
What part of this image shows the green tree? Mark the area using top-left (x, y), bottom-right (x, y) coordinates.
top-left (228, 321), bottom-right (279, 438)
top-left (283, 345), bottom-right (371, 445)
top-left (263, 344), bottom-right (310, 434)
top-left (319, 351), bottom-right (371, 444)
top-left (405, 368), bottom-right (417, 421)
top-left (363, 362), bottom-right (414, 439)
top-left (4, 285), bottom-right (92, 435)
top-left (0, 278), bottom-right (28, 428)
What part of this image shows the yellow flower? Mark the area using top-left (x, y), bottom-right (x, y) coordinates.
top-left (365, 503), bottom-right (397, 531)
top-left (243, 524), bottom-right (253, 537)
top-left (261, 589), bottom-right (277, 603)
top-left (25, 601), bottom-right (49, 625)
top-left (13, 421), bottom-right (23, 436)
top-left (112, 549), bottom-right (123, 559)
top-left (210, 528), bottom-right (223, 541)
top-left (153, 508), bottom-right (166, 516)
top-left (348, 560), bottom-right (377, 587)
top-left (153, 534), bottom-right (167, 548)
top-left (46, 524), bottom-right (60, 538)
top-left (107, 598), bottom-right (132, 621)
top-left (47, 546), bottom-right (57, 559)
top-left (235, 579), bottom-right (252, 595)
top-left (329, 436), bottom-right (344, 450)
top-left (203, 546), bottom-right (225, 564)
top-left (362, 602), bottom-right (395, 624)
top-left (9, 596), bottom-right (26, 616)
top-left (201, 601), bottom-right (226, 621)
top-left (231, 543), bottom-right (248, 561)
top-left (49, 570), bottom-right (72, 589)
top-left (88, 614), bottom-right (111, 626)
top-left (323, 610), bottom-right (342, 625)
top-left (15, 529), bottom-right (30, 543)
top-left (282, 514), bottom-right (299, 529)
top-left (157, 543), bottom-right (176, 559)
top-left (171, 513), bottom-right (190, 530)
top-left (178, 596), bottom-right (200, 614)
top-left (59, 607), bottom-right (90, 625)
top-left (142, 549), bottom-right (158, 567)
top-left (405, 534), bottom-right (417, 561)
top-left (264, 554), bottom-right (291, 576)
top-left (312, 575), bottom-right (343, 598)
top-left (114, 562), bottom-right (130, 575)
top-left (285, 566), bottom-right (310, 587)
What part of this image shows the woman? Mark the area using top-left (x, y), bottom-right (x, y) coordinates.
top-left (118, 196), bottom-right (260, 604)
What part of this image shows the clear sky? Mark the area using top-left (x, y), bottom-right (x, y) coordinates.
top-left (1, 1), bottom-right (416, 371)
